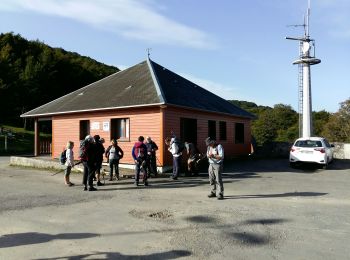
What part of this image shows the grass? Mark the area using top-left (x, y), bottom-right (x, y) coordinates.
top-left (0, 125), bottom-right (51, 155)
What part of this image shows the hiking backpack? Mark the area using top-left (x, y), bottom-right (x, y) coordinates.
top-left (60, 149), bottom-right (67, 165)
top-left (134, 142), bottom-right (146, 160)
top-left (79, 140), bottom-right (89, 161)
top-left (174, 140), bottom-right (185, 154)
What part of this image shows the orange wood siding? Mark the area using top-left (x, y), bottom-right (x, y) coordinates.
top-left (52, 107), bottom-right (162, 165)
top-left (163, 106), bottom-right (252, 165)
top-left (50, 105), bottom-right (251, 168)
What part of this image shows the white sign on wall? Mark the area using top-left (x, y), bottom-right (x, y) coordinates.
top-left (91, 122), bottom-right (100, 130)
top-left (103, 122), bottom-right (110, 132)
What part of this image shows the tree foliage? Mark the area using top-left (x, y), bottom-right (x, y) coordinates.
top-left (322, 98), bottom-right (350, 142)
top-left (0, 32), bottom-right (118, 126)
top-left (229, 99), bottom-right (350, 145)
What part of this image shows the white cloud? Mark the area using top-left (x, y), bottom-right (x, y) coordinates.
top-left (0, 0), bottom-right (218, 49)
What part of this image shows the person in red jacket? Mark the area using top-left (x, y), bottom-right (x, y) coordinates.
top-left (131, 136), bottom-right (148, 186)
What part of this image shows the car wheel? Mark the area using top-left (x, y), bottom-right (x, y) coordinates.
top-left (289, 162), bottom-right (296, 168)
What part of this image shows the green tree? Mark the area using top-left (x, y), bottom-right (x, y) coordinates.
top-left (0, 32), bottom-right (119, 126)
top-left (322, 98), bottom-right (350, 142)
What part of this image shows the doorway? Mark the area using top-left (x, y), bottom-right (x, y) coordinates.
top-left (180, 118), bottom-right (197, 144)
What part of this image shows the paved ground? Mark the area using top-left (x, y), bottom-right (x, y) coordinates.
top-left (0, 156), bottom-right (349, 260)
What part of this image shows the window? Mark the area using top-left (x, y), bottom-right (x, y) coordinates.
top-left (111, 118), bottom-right (129, 141)
top-left (180, 118), bottom-right (197, 144)
top-left (219, 121), bottom-right (227, 141)
top-left (208, 120), bottom-right (216, 140)
top-left (79, 120), bottom-right (90, 140)
top-left (235, 123), bottom-right (244, 144)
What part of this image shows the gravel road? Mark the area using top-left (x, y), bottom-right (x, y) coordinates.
top-left (0, 157), bottom-right (349, 259)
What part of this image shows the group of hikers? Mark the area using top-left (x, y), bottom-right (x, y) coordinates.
top-left (62, 133), bottom-right (225, 200)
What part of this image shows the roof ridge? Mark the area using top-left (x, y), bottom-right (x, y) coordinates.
top-left (147, 58), bottom-right (166, 103)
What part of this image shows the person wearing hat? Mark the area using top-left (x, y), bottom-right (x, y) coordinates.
top-left (205, 137), bottom-right (224, 200)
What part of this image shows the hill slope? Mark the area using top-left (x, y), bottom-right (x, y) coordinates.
top-left (0, 32), bottom-right (119, 126)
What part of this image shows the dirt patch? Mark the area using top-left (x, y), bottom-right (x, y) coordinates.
top-left (129, 209), bottom-right (173, 220)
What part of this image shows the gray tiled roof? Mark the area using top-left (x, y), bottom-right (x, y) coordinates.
top-left (21, 59), bottom-right (254, 119)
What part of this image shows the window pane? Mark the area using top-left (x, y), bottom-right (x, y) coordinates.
top-left (111, 118), bottom-right (130, 141)
top-left (219, 121), bottom-right (227, 141)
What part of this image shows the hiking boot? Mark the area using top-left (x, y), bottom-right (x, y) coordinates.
top-left (88, 187), bottom-right (97, 191)
top-left (208, 193), bottom-right (216, 198)
top-left (97, 181), bottom-right (104, 186)
top-left (171, 176), bottom-right (178, 180)
top-left (134, 182), bottom-right (139, 186)
top-left (144, 181), bottom-right (149, 186)
top-left (109, 177), bottom-right (113, 181)
top-left (217, 194), bottom-right (224, 200)
top-left (83, 186), bottom-right (88, 191)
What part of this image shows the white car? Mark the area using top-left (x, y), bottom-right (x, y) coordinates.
top-left (289, 137), bottom-right (334, 168)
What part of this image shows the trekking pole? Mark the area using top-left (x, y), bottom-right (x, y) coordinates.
top-left (51, 161), bottom-right (82, 176)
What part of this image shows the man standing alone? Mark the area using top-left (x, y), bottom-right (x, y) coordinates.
top-left (205, 137), bottom-right (224, 200)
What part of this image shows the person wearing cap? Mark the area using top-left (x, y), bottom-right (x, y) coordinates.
top-left (205, 137), bottom-right (224, 200)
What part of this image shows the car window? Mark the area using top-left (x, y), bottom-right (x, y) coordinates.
top-left (295, 140), bottom-right (323, 148)
top-left (323, 139), bottom-right (331, 148)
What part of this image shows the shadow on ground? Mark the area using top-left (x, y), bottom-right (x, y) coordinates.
top-left (33, 250), bottom-right (192, 260)
top-left (223, 191), bottom-right (328, 200)
top-left (0, 232), bottom-right (98, 248)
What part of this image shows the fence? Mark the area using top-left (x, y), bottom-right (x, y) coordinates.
top-left (40, 140), bottom-right (52, 155)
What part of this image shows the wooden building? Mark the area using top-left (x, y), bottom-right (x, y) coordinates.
top-left (21, 58), bottom-right (254, 171)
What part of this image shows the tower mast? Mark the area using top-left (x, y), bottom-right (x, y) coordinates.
top-left (286, 0), bottom-right (320, 138)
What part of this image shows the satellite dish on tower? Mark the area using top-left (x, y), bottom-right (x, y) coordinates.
top-left (302, 42), bottom-right (311, 55)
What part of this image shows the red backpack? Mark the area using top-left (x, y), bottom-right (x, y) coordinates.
top-left (134, 141), bottom-right (145, 160)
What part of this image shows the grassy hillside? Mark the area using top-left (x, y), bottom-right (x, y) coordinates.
top-left (0, 125), bottom-right (51, 155)
top-left (0, 32), bottom-right (119, 127)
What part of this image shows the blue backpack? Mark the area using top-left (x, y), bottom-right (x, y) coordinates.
top-left (60, 149), bottom-right (67, 165)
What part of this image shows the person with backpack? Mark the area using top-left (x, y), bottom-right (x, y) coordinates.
top-left (93, 135), bottom-right (105, 186)
top-left (185, 141), bottom-right (201, 176)
top-left (80, 135), bottom-right (97, 191)
top-left (63, 141), bottom-right (75, 186)
top-left (105, 139), bottom-right (124, 181)
top-left (132, 136), bottom-right (148, 186)
top-left (167, 136), bottom-right (184, 180)
top-left (205, 137), bottom-right (224, 200)
top-left (145, 136), bottom-right (158, 178)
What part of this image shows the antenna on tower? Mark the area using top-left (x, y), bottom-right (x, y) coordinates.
top-left (286, 0), bottom-right (321, 138)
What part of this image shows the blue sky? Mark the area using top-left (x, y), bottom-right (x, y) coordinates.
top-left (0, 0), bottom-right (349, 112)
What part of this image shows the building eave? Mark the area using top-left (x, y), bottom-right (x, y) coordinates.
top-left (20, 102), bottom-right (166, 118)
